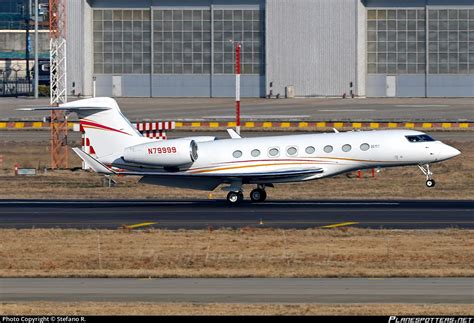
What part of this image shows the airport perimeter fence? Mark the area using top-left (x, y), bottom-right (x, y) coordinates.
top-left (0, 70), bottom-right (32, 97)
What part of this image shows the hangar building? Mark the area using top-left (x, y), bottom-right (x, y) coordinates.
top-left (65, 0), bottom-right (474, 98)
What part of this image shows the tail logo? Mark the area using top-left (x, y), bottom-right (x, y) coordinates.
top-left (80, 119), bottom-right (132, 136)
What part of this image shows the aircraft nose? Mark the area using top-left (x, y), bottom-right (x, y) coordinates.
top-left (440, 145), bottom-right (461, 160)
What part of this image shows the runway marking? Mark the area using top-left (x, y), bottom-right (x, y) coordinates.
top-left (318, 109), bottom-right (375, 112)
top-left (395, 105), bottom-right (449, 108)
top-left (123, 222), bottom-right (157, 229)
top-left (320, 222), bottom-right (359, 229)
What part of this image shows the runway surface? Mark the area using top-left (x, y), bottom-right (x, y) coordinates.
top-left (0, 199), bottom-right (472, 230)
top-left (1, 278), bottom-right (471, 303)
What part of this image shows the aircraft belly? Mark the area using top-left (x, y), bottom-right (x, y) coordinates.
top-left (139, 176), bottom-right (221, 191)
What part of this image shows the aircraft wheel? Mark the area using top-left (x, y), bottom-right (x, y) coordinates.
top-left (250, 188), bottom-right (267, 202)
top-left (426, 179), bottom-right (436, 188)
top-left (227, 191), bottom-right (243, 204)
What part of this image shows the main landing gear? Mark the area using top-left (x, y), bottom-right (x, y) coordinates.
top-left (250, 186), bottom-right (267, 203)
top-left (227, 191), bottom-right (244, 204)
top-left (418, 164), bottom-right (436, 188)
top-left (226, 185), bottom-right (268, 205)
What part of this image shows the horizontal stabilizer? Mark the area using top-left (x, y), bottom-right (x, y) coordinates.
top-left (18, 107), bottom-right (109, 112)
top-left (72, 147), bottom-right (114, 174)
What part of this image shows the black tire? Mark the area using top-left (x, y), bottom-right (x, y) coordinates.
top-left (426, 179), bottom-right (436, 188)
top-left (250, 188), bottom-right (267, 202)
top-left (227, 191), bottom-right (243, 204)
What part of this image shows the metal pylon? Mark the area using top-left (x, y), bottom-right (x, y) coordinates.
top-left (49, 0), bottom-right (68, 169)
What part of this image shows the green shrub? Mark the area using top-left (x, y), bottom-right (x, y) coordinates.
top-left (38, 85), bottom-right (50, 97)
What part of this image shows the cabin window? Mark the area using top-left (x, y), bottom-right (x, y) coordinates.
top-left (251, 149), bottom-right (261, 157)
top-left (360, 143), bottom-right (370, 151)
top-left (286, 146), bottom-right (297, 156)
top-left (405, 135), bottom-right (435, 143)
top-left (342, 144), bottom-right (352, 152)
top-left (268, 148), bottom-right (280, 157)
top-left (232, 150), bottom-right (242, 158)
top-left (305, 146), bottom-right (315, 154)
top-left (323, 145), bottom-right (333, 153)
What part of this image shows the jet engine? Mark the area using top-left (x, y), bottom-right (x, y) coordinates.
top-left (123, 139), bottom-right (198, 167)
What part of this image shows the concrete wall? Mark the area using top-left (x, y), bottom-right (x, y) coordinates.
top-left (366, 74), bottom-right (386, 97)
top-left (367, 75), bottom-right (426, 97)
top-left (266, 0), bottom-right (358, 97)
top-left (94, 74), bottom-right (264, 97)
top-left (211, 75), bottom-right (264, 97)
top-left (67, 0), bottom-right (85, 97)
top-left (427, 76), bottom-right (474, 97)
top-left (153, 75), bottom-right (210, 97)
top-left (367, 74), bottom-right (474, 97)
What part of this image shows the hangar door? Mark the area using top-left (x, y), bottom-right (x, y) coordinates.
top-left (366, 7), bottom-right (474, 97)
top-left (92, 6), bottom-right (265, 97)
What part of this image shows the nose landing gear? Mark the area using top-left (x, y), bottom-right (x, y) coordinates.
top-left (418, 164), bottom-right (436, 188)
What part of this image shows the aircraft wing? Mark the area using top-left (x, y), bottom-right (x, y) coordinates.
top-left (121, 168), bottom-right (323, 179)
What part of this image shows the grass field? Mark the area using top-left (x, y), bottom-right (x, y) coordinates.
top-left (1, 302), bottom-right (472, 315)
top-left (1, 228), bottom-right (472, 278)
top-left (0, 140), bottom-right (472, 200)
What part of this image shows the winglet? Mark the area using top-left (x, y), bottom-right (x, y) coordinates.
top-left (72, 147), bottom-right (115, 174)
top-left (333, 128), bottom-right (340, 133)
top-left (227, 129), bottom-right (242, 139)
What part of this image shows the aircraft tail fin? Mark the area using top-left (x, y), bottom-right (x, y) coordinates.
top-left (21, 97), bottom-right (149, 161)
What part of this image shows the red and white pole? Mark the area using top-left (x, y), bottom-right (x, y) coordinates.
top-left (235, 42), bottom-right (241, 135)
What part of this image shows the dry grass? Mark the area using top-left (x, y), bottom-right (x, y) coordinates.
top-left (0, 140), bottom-right (473, 200)
top-left (0, 228), bottom-right (472, 278)
top-left (1, 302), bottom-right (472, 315)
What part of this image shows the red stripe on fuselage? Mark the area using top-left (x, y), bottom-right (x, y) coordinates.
top-left (80, 120), bottom-right (132, 136)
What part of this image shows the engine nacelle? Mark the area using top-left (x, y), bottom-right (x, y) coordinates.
top-left (123, 139), bottom-right (198, 167)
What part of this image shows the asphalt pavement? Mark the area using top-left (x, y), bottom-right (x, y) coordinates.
top-left (1, 278), bottom-right (471, 303)
top-left (0, 199), bottom-right (472, 230)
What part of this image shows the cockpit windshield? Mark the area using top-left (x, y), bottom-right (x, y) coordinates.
top-left (405, 134), bottom-right (435, 143)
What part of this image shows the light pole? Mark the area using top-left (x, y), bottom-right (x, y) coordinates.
top-left (234, 42), bottom-right (241, 135)
top-left (34, 0), bottom-right (39, 98)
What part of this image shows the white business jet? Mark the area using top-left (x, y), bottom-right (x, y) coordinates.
top-left (23, 97), bottom-right (461, 204)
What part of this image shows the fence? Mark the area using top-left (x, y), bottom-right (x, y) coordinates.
top-left (0, 70), bottom-right (32, 97)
